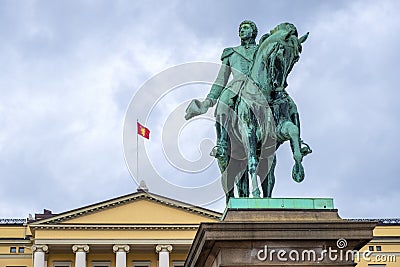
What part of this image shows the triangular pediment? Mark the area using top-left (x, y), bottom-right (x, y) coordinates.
top-left (30, 192), bottom-right (221, 226)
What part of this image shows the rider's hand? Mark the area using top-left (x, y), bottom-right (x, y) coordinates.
top-left (202, 98), bottom-right (214, 109)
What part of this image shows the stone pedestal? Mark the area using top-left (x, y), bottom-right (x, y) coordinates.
top-left (185, 198), bottom-right (376, 267)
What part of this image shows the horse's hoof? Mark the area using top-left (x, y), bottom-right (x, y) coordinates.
top-left (292, 161), bottom-right (304, 183)
top-left (252, 189), bottom-right (261, 198)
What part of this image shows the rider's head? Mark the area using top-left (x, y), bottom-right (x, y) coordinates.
top-left (239, 20), bottom-right (258, 41)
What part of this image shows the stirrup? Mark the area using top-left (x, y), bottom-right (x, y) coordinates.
top-left (300, 141), bottom-right (312, 157)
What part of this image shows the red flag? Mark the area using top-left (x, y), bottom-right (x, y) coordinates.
top-left (137, 122), bottom-right (150, 139)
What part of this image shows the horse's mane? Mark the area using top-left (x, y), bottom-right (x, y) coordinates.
top-left (250, 23), bottom-right (305, 97)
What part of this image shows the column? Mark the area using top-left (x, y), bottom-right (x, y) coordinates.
top-left (156, 245), bottom-right (173, 267)
top-left (32, 245), bottom-right (48, 267)
top-left (72, 245), bottom-right (89, 267)
top-left (113, 245), bottom-right (130, 267)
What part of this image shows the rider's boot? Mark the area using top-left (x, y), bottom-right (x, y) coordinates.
top-left (211, 121), bottom-right (229, 171)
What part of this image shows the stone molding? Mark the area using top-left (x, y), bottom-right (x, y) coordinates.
top-left (155, 244), bottom-right (173, 253)
top-left (72, 244), bottom-right (89, 253)
top-left (34, 238), bottom-right (194, 245)
top-left (113, 244), bottom-right (130, 253)
top-left (31, 245), bottom-right (48, 253)
top-left (31, 224), bottom-right (199, 230)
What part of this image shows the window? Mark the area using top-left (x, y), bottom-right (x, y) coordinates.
top-left (376, 245), bottom-right (382, 251)
top-left (92, 262), bottom-right (110, 267)
top-left (369, 246), bottom-right (374, 251)
top-left (53, 262), bottom-right (72, 267)
top-left (18, 247), bottom-right (25, 253)
top-left (172, 261), bottom-right (185, 267)
top-left (132, 261), bottom-right (151, 267)
top-left (10, 247), bottom-right (17, 253)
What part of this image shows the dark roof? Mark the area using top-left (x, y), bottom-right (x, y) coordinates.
top-left (0, 219), bottom-right (27, 225)
top-left (346, 218), bottom-right (400, 225)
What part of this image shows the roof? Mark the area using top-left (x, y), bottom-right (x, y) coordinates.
top-left (0, 219), bottom-right (27, 225)
top-left (346, 218), bottom-right (400, 226)
top-left (29, 191), bottom-right (222, 225)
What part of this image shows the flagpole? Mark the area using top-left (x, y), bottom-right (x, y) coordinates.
top-left (136, 119), bottom-right (139, 182)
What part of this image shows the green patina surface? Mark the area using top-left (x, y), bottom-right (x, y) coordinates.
top-left (185, 21), bottom-right (312, 204)
top-left (227, 197), bottom-right (334, 209)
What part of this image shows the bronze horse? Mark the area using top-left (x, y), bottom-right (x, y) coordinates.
top-left (185, 22), bottom-right (312, 201)
top-left (225, 23), bottom-right (312, 199)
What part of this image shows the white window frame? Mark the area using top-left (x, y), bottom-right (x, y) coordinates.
top-left (132, 261), bottom-right (151, 267)
top-left (53, 261), bottom-right (72, 267)
top-left (92, 262), bottom-right (111, 267)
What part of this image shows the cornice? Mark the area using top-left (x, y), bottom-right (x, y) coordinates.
top-left (29, 223), bottom-right (199, 231)
top-left (0, 254), bottom-right (32, 259)
top-left (33, 238), bottom-right (194, 245)
top-left (0, 239), bottom-right (32, 245)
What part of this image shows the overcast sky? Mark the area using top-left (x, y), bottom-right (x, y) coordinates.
top-left (1, 0), bottom-right (399, 219)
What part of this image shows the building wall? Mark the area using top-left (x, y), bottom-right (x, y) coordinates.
top-left (0, 224), bottom-right (33, 267)
top-left (356, 225), bottom-right (400, 267)
top-left (1, 196), bottom-right (399, 267)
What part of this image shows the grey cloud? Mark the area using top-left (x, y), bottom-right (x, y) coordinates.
top-left (0, 0), bottom-right (399, 219)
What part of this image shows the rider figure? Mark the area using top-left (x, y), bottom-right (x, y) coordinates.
top-left (201, 20), bottom-right (259, 171)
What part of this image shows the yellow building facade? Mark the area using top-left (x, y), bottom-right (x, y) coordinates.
top-left (0, 191), bottom-right (220, 267)
top-left (356, 220), bottom-right (400, 267)
top-left (1, 191), bottom-right (399, 267)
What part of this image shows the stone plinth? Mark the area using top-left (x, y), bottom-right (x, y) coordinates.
top-left (185, 198), bottom-right (376, 267)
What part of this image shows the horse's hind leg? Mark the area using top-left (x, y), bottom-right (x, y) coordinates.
top-left (237, 167), bottom-right (249, 197)
top-left (221, 164), bottom-right (234, 204)
top-left (247, 132), bottom-right (261, 198)
top-left (259, 155), bottom-right (276, 198)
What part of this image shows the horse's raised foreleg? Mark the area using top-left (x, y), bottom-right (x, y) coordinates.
top-left (281, 121), bottom-right (304, 182)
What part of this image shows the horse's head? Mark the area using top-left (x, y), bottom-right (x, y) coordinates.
top-left (271, 22), bottom-right (298, 37)
top-left (253, 23), bottom-right (309, 91)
